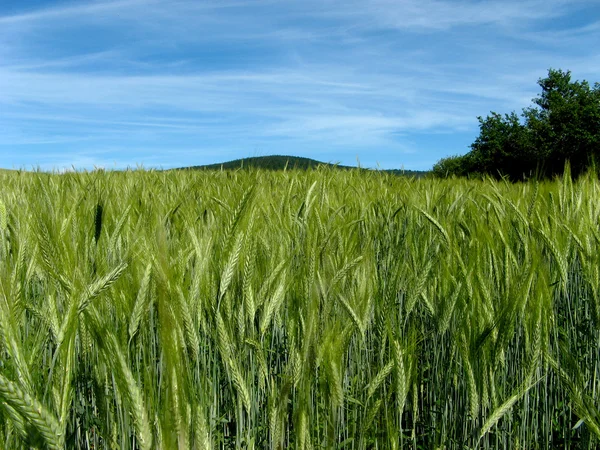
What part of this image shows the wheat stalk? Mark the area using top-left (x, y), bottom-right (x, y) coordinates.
top-left (0, 373), bottom-right (63, 450)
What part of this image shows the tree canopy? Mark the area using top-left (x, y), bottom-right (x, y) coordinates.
top-left (433, 69), bottom-right (600, 179)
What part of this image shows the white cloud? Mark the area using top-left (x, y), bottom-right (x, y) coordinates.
top-left (0, 0), bottom-right (598, 169)
top-left (0, 0), bottom-right (150, 25)
top-left (316, 0), bottom-right (555, 31)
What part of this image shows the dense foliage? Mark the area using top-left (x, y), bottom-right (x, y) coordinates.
top-left (433, 69), bottom-right (600, 179)
top-left (0, 168), bottom-right (599, 449)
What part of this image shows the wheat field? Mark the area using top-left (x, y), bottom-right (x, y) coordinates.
top-left (0, 167), bottom-right (598, 449)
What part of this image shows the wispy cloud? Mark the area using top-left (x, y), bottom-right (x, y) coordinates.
top-left (1, 0), bottom-right (599, 169)
top-left (0, 0), bottom-right (148, 25)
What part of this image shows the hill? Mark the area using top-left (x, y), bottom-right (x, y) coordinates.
top-left (184, 155), bottom-right (345, 171)
top-left (179, 155), bottom-right (428, 177)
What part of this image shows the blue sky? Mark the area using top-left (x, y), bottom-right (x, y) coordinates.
top-left (1, 0), bottom-right (599, 170)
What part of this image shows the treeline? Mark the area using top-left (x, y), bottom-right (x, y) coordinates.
top-left (433, 69), bottom-right (600, 180)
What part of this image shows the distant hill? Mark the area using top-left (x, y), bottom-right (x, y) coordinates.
top-left (179, 155), bottom-right (428, 177)
top-left (184, 155), bottom-right (345, 171)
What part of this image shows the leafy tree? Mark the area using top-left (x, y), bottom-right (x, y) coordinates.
top-left (431, 154), bottom-right (475, 178)
top-left (523, 69), bottom-right (600, 176)
top-left (469, 111), bottom-right (533, 179)
top-left (435, 69), bottom-right (600, 179)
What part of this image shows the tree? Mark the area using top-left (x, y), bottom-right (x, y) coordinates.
top-left (523, 69), bottom-right (600, 176)
top-left (469, 111), bottom-right (533, 179)
top-left (431, 154), bottom-right (475, 178)
top-left (434, 69), bottom-right (600, 179)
